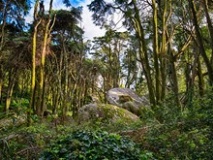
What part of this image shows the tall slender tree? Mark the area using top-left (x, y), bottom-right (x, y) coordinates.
top-left (188, 0), bottom-right (213, 86)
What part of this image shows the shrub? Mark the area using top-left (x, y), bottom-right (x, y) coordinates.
top-left (39, 130), bottom-right (154, 160)
top-left (142, 89), bottom-right (213, 159)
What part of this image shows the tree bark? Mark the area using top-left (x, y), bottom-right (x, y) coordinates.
top-left (152, 0), bottom-right (160, 103)
top-left (188, 0), bottom-right (213, 85)
top-left (132, 0), bottom-right (156, 106)
top-left (0, 67), bottom-right (3, 103)
top-left (5, 69), bottom-right (17, 115)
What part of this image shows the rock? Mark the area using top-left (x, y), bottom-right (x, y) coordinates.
top-left (77, 103), bottom-right (139, 123)
top-left (106, 88), bottom-right (149, 115)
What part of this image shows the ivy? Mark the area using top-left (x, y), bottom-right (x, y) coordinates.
top-left (39, 129), bottom-right (154, 160)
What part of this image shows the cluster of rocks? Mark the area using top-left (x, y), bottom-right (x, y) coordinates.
top-left (77, 88), bottom-right (150, 123)
top-left (106, 88), bottom-right (149, 115)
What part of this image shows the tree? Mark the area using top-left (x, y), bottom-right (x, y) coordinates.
top-left (0, 0), bottom-right (30, 114)
top-left (0, 0), bottom-right (30, 51)
top-left (88, 0), bottom-right (213, 109)
top-left (48, 7), bottom-right (84, 118)
top-left (188, 0), bottom-right (213, 86)
top-left (88, 0), bottom-right (157, 106)
top-left (29, 0), bottom-right (55, 118)
top-left (91, 29), bottom-right (130, 91)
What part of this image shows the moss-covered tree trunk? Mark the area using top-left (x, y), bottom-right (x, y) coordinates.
top-left (132, 0), bottom-right (156, 106)
top-left (159, 0), bottom-right (170, 101)
top-left (29, 0), bottom-right (41, 125)
top-left (5, 69), bottom-right (18, 114)
top-left (188, 0), bottom-right (213, 86)
top-left (152, 0), bottom-right (160, 103)
top-left (30, 0), bottom-right (54, 118)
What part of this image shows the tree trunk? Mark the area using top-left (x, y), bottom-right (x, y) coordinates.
top-left (29, 0), bottom-right (41, 125)
top-left (168, 49), bottom-right (181, 107)
top-left (5, 69), bottom-right (17, 115)
top-left (0, 0), bottom-right (8, 51)
top-left (132, 0), bottom-right (156, 106)
top-left (197, 56), bottom-right (204, 96)
top-left (152, 0), bottom-right (160, 103)
top-left (188, 0), bottom-right (213, 85)
top-left (61, 40), bottom-right (69, 118)
top-left (0, 67), bottom-right (3, 103)
top-left (35, 0), bottom-right (54, 117)
top-left (203, 0), bottom-right (213, 52)
top-left (159, 1), bottom-right (171, 101)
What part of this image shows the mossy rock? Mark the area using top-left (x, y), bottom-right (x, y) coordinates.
top-left (106, 88), bottom-right (150, 116)
top-left (77, 103), bottom-right (139, 124)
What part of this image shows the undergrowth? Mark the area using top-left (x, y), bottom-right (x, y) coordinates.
top-left (0, 89), bottom-right (213, 159)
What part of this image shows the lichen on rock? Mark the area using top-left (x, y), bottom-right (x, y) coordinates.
top-left (106, 88), bottom-right (150, 115)
top-left (77, 103), bottom-right (139, 124)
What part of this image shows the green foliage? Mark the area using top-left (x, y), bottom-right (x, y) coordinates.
top-left (1, 90), bottom-right (212, 160)
top-left (10, 97), bottom-right (29, 113)
top-left (0, 123), bottom-right (52, 160)
top-left (40, 129), bottom-right (154, 160)
top-left (141, 90), bottom-right (213, 159)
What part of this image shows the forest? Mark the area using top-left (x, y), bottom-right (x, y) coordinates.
top-left (0, 0), bottom-right (213, 159)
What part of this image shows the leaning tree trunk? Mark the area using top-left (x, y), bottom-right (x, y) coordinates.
top-left (188, 0), bottom-right (213, 86)
top-left (203, 0), bottom-right (213, 67)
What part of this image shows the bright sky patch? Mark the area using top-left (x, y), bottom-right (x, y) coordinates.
top-left (70, 0), bottom-right (85, 6)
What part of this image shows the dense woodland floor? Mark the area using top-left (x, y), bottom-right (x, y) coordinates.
top-left (0, 89), bottom-right (213, 159)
